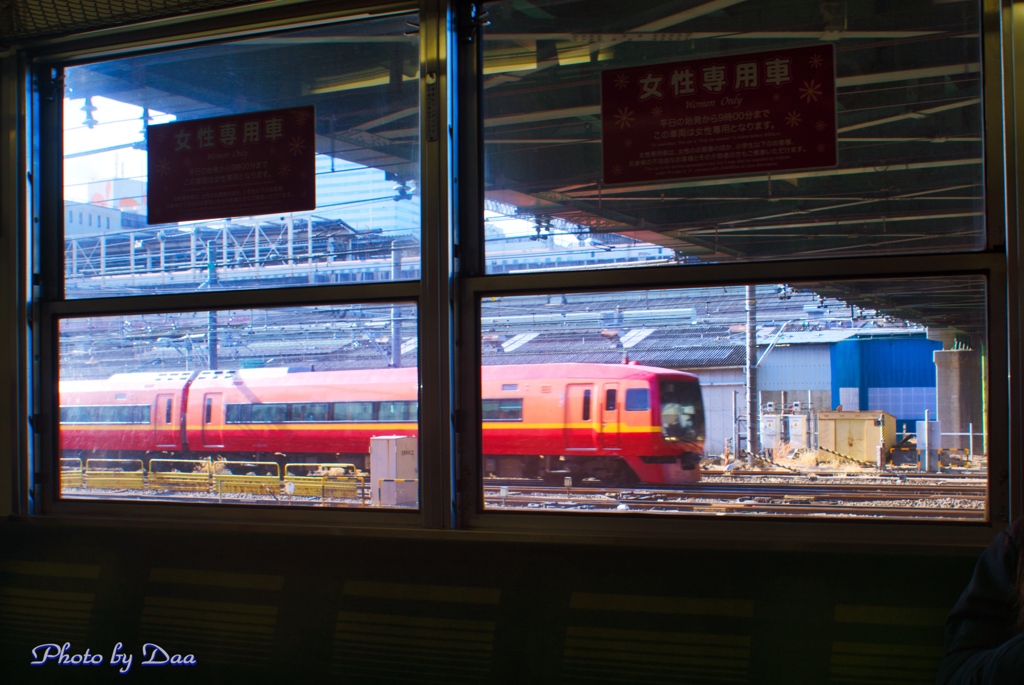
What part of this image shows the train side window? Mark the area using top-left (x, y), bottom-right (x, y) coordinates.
top-left (165, 399), bottom-right (172, 424)
top-left (133, 406), bottom-right (151, 424)
top-left (333, 402), bottom-right (374, 422)
top-left (60, 406), bottom-right (95, 423)
top-left (95, 406), bottom-right (119, 423)
top-left (290, 403), bottom-right (329, 422)
top-left (379, 401), bottom-right (416, 422)
top-left (378, 402), bottom-right (397, 421)
top-left (605, 389), bottom-right (617, 412)
top-left (625, 389), bottom-right (650, 412)
top-left (251, 404), bottom-right (288, 423)
top-left (225, 404), bottom-right (252, 424)
top-left (483, 399), bottom-right (523, 421)
top-left (204, 398), bottom-right (212, 424)
top-left (582, 390), bottom-right (592, 421)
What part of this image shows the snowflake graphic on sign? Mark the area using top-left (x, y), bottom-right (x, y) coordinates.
top-left (613, 107), bottom-right (635, 129)
top-left (799, 80), bottom-right (823, 103)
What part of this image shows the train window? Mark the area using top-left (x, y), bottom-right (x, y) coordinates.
top-left (625, 390), bottom-right (650, 412)
top-left (225, 404), bottom-right (251, 424)
top-left (96, 406), bottom-right (122, 423)
top-left (333, 402), bottom-right (374, 422)
top-left (60, 407), bottom-right (93, 423)
top-left (250, 404), bottom-right (289, 424)
top-left (132, 406), bottom-right (151, 424)
top-left (60, 14), bottom-right (421, 300)
top-left (482, 399), bottom-right (523, 421)
top-left (56, 303), bottom-right (421, 510)
top-left (379, 401), bottom-right (417, 422)
top-left (661, 381), bottom-right (704, 442)
top-left (476, 278), bottom-right (991, 521)
top-left (481, 0), bottom-right (983, 274)
top-left (164, 399), bottom-right (172, 424)
top-left (59, 405), bottom-right (153, 424)
top-left (288, 403), bottom-right (330, 422)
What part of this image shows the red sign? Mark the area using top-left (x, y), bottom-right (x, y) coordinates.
top-left (601, 45), bottom-right (836, 185)
top-left (147, 106), bottom-right (316, 224)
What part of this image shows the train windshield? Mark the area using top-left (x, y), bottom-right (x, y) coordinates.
top-left (659, 380), bottom-right (704, 443)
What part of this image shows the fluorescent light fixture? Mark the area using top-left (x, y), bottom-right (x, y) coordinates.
top-left (307, 67), bottom-right (418, 95)
top-left (483, 44), bottom-right (538, 74)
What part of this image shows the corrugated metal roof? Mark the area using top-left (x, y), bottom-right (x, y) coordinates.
top-left (482, 328), bottom-right (748, 369)
top-left (757, 327), bottom-right (927, 345)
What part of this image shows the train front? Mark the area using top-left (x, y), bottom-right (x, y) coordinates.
top-left (630, 374), bottom-right (706, 485)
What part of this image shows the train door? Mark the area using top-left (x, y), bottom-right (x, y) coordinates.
top-left (600, 383), bottom-right (621, 449)
top-left (154, 393), bottom-right (177, 448)
top-left (564, 384), bottom-right (597, 449)
top-left (202, 393), bottom-right (224, 448)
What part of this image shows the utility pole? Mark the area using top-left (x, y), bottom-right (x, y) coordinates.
top-left (391, 242), bottom-right (402, 368)
top-left (746, 285), bottom-right (758, 465)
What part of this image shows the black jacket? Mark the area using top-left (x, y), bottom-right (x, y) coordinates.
top-left (938, 519), bottom-right (1024, 684)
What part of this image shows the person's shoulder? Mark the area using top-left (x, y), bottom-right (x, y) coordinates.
top-left (1004, 519), bottom-right (1024, 547)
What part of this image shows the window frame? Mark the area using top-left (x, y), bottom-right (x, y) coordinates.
top-left (17, 0), bottom-right (453, 529)
top-left (0, 0), bottom-right (1018, 550)
top-left (451, 0), bottom-right (1019, 548)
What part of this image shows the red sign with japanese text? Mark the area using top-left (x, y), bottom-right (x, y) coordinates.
top-left (147, 106), bottom-right (316, 224)
top-left (601, 45), bottom-right (836, 185)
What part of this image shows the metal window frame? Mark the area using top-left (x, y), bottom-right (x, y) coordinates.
top-left (9, 0), bottom-right (456, 531)
top-left (0, 0), bottom-right (1018, 550)
top-left (449, 0), bottom-right (1019, 550)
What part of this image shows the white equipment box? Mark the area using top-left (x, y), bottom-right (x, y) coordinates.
top-left (369, 435), bottom-right (418, 507)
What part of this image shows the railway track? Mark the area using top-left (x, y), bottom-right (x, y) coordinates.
top-left (483, 478), bottom-right (986, 519)
top-left (489, 496), bottom-right (986, 519)
top-left (62, 474), bottom-right (987, 519)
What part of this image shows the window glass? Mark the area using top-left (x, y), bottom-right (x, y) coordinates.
top-left (62, 15), bottom-right (420, 298)
top-left (479, 277), bottom-right (987, 521)
top-left (58, 303), bottom-right (419, 509)
top-left (605, 389), bottom-right (617, 412)
top-left (483, 399), bottom-right (524, 421)
top-left (482, 0), bottom-right (983, 271)
top-left (379, 401), bottom-right (417, 422)
top-left (333, 402), bottom-right (375, 422)
top-left (625, 389), bottom-right (650, 412)
top-left (289, 403), bottom-right (330, 422)
top-left (251, 404), bottom-right (288, 423)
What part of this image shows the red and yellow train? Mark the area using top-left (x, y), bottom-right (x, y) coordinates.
top-left (59, 363), bottom-right (705, 485)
